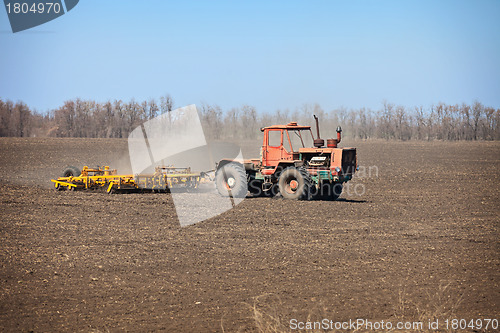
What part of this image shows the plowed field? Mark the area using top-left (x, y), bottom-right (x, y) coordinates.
top-left (0, 138), bottom-right (498, 332)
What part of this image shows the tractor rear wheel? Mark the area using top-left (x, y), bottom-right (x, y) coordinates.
top-left (62, 166), bottom-right (81, 178)
top-left (278, 166), bottom-right (312, 200)
top-left (215, 163), bottom-right (248, 198)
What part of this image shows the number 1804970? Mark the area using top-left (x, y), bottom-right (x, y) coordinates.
top-left (6, 2), bottom-right (61, 14)
top-left (444, 319), bottom-right (498, 330)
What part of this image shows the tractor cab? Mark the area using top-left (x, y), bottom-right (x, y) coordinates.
top-left (260, 122), bottom-right (314, 168)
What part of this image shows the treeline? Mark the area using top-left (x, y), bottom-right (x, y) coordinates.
top-left (1, 96), bottom-right (499, 141)
top-left (0, 96), bottom-right (174, 138)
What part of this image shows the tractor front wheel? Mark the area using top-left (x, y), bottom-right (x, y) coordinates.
top-left (278, 167), bottom-right (312, 200)
top-left (215, 163), bottom-right (248, 198)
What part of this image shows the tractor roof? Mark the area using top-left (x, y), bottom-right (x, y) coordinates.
top-left (260, 122), bottom-right (311, 131)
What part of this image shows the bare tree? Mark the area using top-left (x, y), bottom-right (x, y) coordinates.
top-left (0, 99), bottom-right (14, 136)
top-left (147, 99), bottom-right (159, 119)
top-left (199, 103), bottom-right (223, 140)
top-left (160, 94), bottom-right (174, 115)
top-left (240, 105), bottom-right (258, 140)
top-left (13, 102), bottom-right (31, 137)
top-left (379, 102), bottom-right (395, 139)
top-left (114, 100), bottom-right (126, 138)
top-left (471, 101), bottom-right (483, 140)
top-left (223, 107), bottom-right (239, 140)
top-left (102, 101), bottom-right (114, 138)
top-left (54, 100), bottom-right (76, 137)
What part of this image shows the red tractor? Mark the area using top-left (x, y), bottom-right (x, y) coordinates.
top-left (215, 116), bottom-right (357, 200)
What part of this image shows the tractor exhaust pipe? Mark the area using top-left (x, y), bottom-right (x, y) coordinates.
top-left (313, 115), bottom-right (324, 148)
top-left (314, 115), bottom-right (320, 139)
top-left (327, 126), bottom-right (342, 148)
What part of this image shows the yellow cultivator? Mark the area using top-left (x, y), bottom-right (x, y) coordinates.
top-left (51, 165), bottom-right (208, 194)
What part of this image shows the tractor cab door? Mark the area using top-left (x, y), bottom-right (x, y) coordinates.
top-left (262, 129), bottom-right (283, 168)
top-left (283, 130), bottom-right (300, 161)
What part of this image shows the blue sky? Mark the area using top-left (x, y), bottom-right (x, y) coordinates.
top-left (1, 0), bottom-right (499, 113)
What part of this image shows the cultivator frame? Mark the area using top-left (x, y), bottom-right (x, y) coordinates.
top-left (51, 165), bottom-right (206, 193)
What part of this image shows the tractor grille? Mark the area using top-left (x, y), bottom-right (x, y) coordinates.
top-left (341, 149), bottom-right (357, 175)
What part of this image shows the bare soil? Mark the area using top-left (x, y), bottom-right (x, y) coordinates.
top-left (0, 138), bottom-right (499, 332)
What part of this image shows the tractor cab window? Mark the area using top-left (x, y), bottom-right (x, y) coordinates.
top-left (286, 129), bottom-right (314, 152)
top-left (268, 130), bottom-right (282, 147)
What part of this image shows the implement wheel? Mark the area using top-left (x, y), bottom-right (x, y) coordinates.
top-left (215, 162), bottom-right (248, 198)
top-left (62, 166), bottom-right (81, 178)
top-left (278, 166), bottom-right (312, 200)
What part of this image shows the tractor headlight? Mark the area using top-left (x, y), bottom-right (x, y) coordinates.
top-left (335, 167), bottom-right (341, 173)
